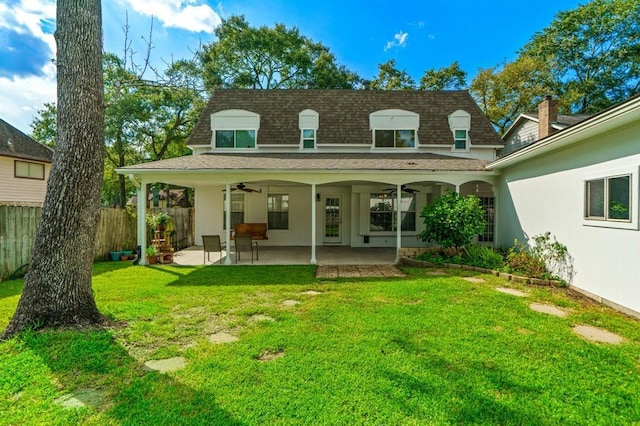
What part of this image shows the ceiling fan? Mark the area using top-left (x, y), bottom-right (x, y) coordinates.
top-left (383, 184), bottom-right (419, 194)
top-left (223, 183), bottom-right (262, 193)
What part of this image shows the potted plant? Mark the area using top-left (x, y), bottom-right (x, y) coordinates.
top-left (146, 245), bottom-right (159, 264)
top-left (122, 240), bottom-right (135, 259)
top-left (109, 250), bottom-right (123, 261)
top-left (147, 212), bottom-right (174, 232)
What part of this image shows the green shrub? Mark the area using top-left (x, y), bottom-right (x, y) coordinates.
top-left (463, 245), bottom-right (505, 270)
top-left (505, 241), bottom-right (547, 278)
top-left (418, 191), bottom-right (486, 251)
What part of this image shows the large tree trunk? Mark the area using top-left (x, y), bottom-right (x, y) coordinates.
top-left (2, 0), bottom-right (105, 338)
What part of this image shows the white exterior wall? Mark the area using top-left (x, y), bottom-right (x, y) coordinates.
top-left (0, 156), bottom-right (51, 205)
top-left (496, 122), bottom-right (640, 314)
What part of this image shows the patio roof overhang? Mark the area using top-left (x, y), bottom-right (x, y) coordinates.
top-left (116, 152), bottom-right (499, 187)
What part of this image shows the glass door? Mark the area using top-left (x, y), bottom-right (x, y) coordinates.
top-left (323, 195), bottom-right (341, 244)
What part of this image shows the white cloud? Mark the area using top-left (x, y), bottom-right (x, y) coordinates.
top-left (384, 31), bottom-right (408, 52)
top-left (124, 0), bottom-right (221, 33)
top-left (0, 62), bottom-right (56, 133)
top-left (0, 0), bottom-right (56, 55)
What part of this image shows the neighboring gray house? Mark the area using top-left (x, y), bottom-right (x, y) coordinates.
top-left (119, 89), bottom-right (504, 264)
top-left (0, 118), bottom-right (53, 206)
top-left (500, 96), bottom-right (590, 157)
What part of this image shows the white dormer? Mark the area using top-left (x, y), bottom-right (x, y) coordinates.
top-left (299, 109), bottom-right (319, 149)
top-left (448, 109), bottom-right (471, 151)
top-left (211, 109), bottom-right (260, 149)
top-left (369, 109), bottom-right (419, 148)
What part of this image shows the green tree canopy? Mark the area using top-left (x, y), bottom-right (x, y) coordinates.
top-left (520, 0), bottom-right (640, 113)
top-left (370, 59), bottom-right (416, 90)
top-left (199, 15), bottom-right (360, 90)
top-left (419, 61), bottom-right (467, 90)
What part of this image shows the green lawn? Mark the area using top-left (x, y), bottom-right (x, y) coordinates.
top-left (1, 263), bottom-right (640, 425)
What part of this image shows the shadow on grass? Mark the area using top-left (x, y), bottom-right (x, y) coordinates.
top-left (20, 329), bottom-right (243, 425)
top-left (0, 279), bottom-right (24, 299)
top-left (165, 264), bottom-right (319, 287)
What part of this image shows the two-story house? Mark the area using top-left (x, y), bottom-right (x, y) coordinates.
top-left (0, 118), bottom-right (53, 206)
top-left (118, 89), bottom-right (504, 264)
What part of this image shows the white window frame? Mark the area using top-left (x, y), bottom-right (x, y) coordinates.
top-left (301, 129), bottom-right (316, 149)
top-left (223, 192), bottom-right (245, 230)
top-left (211, 109), bottom-right (260, 150)
top-left (15, 160), bottom-right (45, 180)
top-left (373, 129), bottom-right (417, 149)
top-left (299, 109), bottom-right (319, 150)
top-left (453, 129), bottom-right (469, 151)
top-left (583, 166), bottom-right (638, 230)
top-left (448, 109), bottom-right (471, 152)
top-left (369, 192), bottom-right (416, 233)
top-left (214, 129), bottom-right (257, 149)
top-left (369, 109), bottom-right (419, 150)
top-left (267, 193), bottom-right (289, 230)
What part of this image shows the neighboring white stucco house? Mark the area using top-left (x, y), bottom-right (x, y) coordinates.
top-left (118, 89), bottom-right (503, 264)
top-left (489, 94), bottom-right (640, 316)
top-left (0, 118), bottom-right (53, 206)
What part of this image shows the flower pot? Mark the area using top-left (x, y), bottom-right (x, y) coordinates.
top-left (120, 254), bottom-right (129, 261)
top-left (147, 255), bottom-right (157, 265)
top-left (110, 251), bottom-right (123, 261)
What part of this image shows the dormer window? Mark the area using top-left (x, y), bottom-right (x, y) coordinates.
top-left (448, 109), bottom-right (471, 151)
top-left (211, 109), bottom-right (259, 149)
top-left (299, 109), bottom-right (319, 149)
top-left (370, 109), bottom-right (419, 149)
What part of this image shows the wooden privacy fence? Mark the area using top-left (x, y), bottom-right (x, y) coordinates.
top-left (0, 206), bottom-right (195, 280)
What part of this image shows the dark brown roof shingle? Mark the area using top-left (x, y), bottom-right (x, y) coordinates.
top-left (188, 89), bottom-right (503, 147)
top-left (0, 118), bottom-right (53, 163)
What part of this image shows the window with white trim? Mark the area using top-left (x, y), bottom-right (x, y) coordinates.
top-left (267, 194), bottom-right (289, 229)
top-left (223, 193), bottom-right (245, 229)
top-left (301, 129), bottom-right (315, 149)
top-left (15, 160), bottom-right (45, 180)
top-left (448, 109), bottom-right (471, 151)
top-left (478, 196), bottom-right (494, 242)
top-left (454, 129), bottom-right (468, 150)
top-left (369, 192), bottom-right (416, 232)
top-left (374, 130), bottom-right (416, 148)
top-left (215, 130), bottom-right (256, 148)
top-left (585, 174), bottom-right (631, 222)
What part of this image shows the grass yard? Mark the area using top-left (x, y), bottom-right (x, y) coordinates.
top-left (1, 263), bottom-right (640, 425)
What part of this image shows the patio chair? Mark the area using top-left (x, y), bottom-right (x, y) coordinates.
top-left (202, 235), bottom-right (225, 264)
top-left (234, 234), bottom-right (259, 264)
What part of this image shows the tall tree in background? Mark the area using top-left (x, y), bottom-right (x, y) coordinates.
top-left (3, 0), bottom-right (105, 337)
top-left (521, 0), bottom-right (640, 113)
top-left (200, 15), bottom-right (359, 90)
top-left (470, 56), bottom-right (550, 134)
top-left (370, 59), bottom-right (416, 90)
top-left (419, 61), bottom-right (467, 90)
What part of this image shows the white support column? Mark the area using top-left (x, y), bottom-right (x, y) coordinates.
top-left (224, 184), bottom-right (232, 265)
top-left (137, 181), bottom-right (147, 265)
top-left (455, 184), bottom-right (461, 194)
top-left (310, 183), bottom-right (317, 264)
top-left (396, 184), bottom-right (402, 263)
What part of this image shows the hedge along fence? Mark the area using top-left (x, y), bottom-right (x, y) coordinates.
top-left (0, 205), bottom-right (195, 280)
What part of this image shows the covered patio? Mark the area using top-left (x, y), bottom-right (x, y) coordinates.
top-left (172, 245), bottom-right (397, 266)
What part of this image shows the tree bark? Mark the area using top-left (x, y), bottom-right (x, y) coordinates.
top-left (2, 0), bottom-right (105, 338)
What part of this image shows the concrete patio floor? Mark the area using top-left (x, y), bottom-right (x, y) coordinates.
top-left (171, 245), bottom-right (397, 266)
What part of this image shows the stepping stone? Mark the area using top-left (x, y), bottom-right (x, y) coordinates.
top-left (463, 277), bottom-right (486, 283)
top-left (208, 332), bottom-right (239, 344)
top-left (249, 314), bottom-right (275, 322)
top-left (300, 290), bottom-right (323, 295)
top-left (281, 299), bottom-right (301, 307)
top-left (530, 303), bottom-right (568, 317)
top-left (572, 325), bottom-right (624, 344)
top-left (257, 350), bottom-right (284, 362)
top-left (55, 388), bottom-right (104, 409)
top-left (144, 356), bottom-right (186, 373)
top-left (496, 287), bottom-right (528, 297)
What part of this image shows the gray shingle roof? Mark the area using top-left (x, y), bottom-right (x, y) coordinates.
top-left (188, 89), bottom-right (503, 147)
top-left (0, 118), bottom-right (53, 163)
top-left (120, 152), bottom-right (490, 172)
top-left (524, 113), bottom-right (592, 128)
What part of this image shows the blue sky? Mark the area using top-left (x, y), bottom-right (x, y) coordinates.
top-left (0, 0), bottom-right (584, 134)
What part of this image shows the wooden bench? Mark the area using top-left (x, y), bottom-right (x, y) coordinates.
top-left (232, 223), bottom-right (268, 240)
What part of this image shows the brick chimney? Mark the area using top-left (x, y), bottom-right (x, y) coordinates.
top-left (538, 95), bottom-right (558, 139)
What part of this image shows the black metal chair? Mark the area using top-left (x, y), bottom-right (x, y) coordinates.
top-left (234, 234), bottom-right (258, 264)
top-left (202, 235), bottom-right (225, 264)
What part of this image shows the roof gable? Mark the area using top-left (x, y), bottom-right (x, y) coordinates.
top-left (0, 118), bottom-right (53, 163)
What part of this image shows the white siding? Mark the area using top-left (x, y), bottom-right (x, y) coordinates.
top-left (0, 156), bottom-right (50, 205)
top-left (502, 120), bottom-right (538, 156)
top-left (496, 122), bottom-right (640, 315)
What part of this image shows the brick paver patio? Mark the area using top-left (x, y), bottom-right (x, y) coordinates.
top-left (316, 264), bottom-right (406, 279)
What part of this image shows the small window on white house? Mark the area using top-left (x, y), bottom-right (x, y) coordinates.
top-left (267, 194), bottom-right (289, 229)
top-left (15, 160), bottom-right (45, 180)
top-left (215, 130), bottom-right (256, 148)
top-left (585, 174), bottom-right (631, 222)
top-left (302, 129), bottom-right (316, 149)
top-left (448, 110), bottom-right (471, 151)
top-left (223, 193), bottom-right (245, 229)
top-left (374, 130), bottom-right (416, 148)
top-left (454, 129), bottom-right (468, 150)
top-left (369, 192), bottom-right (416, 232)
